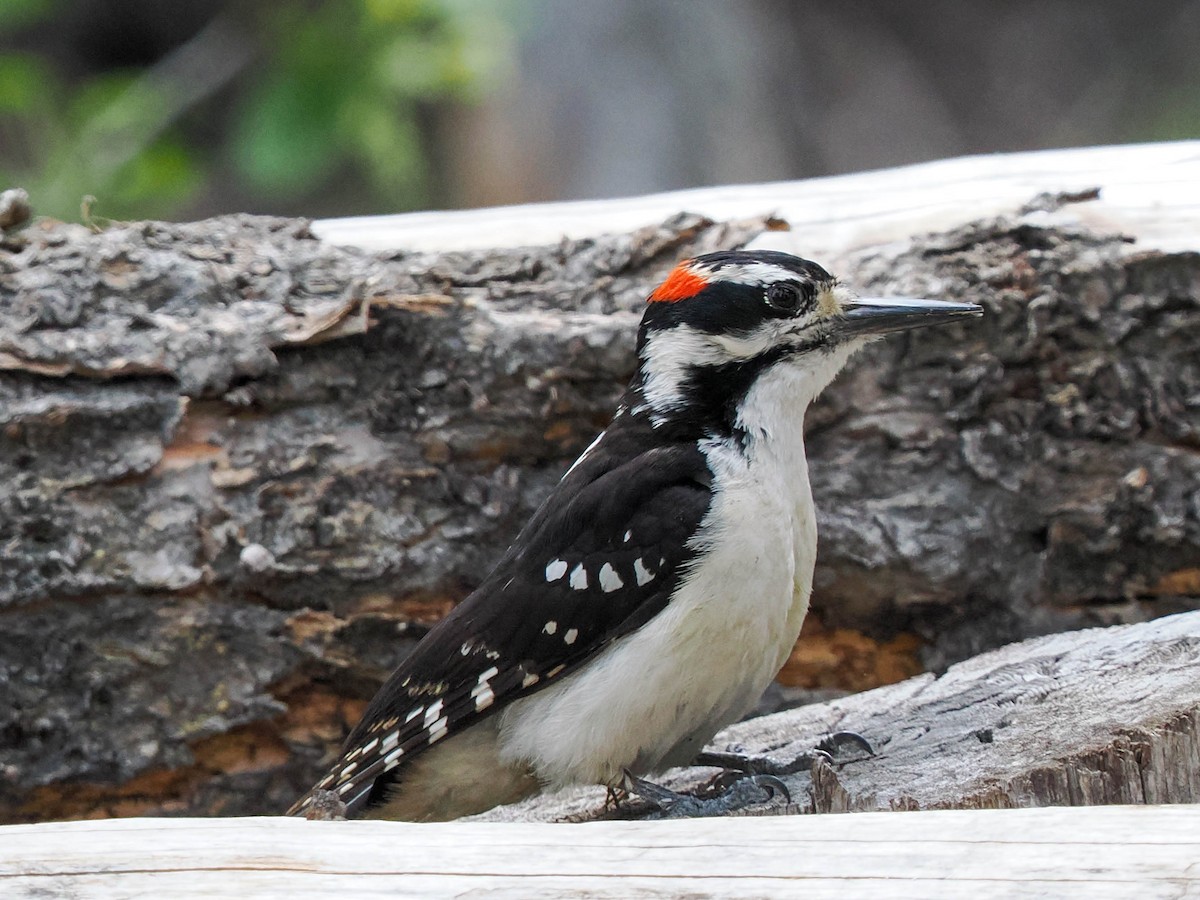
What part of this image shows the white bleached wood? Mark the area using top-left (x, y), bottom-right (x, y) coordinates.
top-left (313, 142), bottom-right (1200, 259)
top-left (1, 805), bottom-right (1198, 899)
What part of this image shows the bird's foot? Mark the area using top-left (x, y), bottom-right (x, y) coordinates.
top-left (620, 769), bottom-right (790, 820)
top-left (695, 730), bottom-right (874, 779)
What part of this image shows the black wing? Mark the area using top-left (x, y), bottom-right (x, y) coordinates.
top-left (289, 427), bottom-right (712, 816)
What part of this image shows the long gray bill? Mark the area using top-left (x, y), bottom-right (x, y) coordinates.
top-left (833, 297), bottom-right (983, 338)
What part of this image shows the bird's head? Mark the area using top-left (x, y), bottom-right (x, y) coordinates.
top-left (631, 250), bottom-right (981, 435)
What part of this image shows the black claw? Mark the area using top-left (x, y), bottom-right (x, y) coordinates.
top-left (809, 748), bottom-right (834, 767)
top-left (815, 730), bottom-right (875, 758)
top-left (745, 773), bottom-right (790, 804)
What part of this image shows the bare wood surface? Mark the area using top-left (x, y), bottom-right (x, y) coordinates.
top-left (314, 141), bottom-right (1200, 258)
top-left (2, 805), bottom-right (1199, 899)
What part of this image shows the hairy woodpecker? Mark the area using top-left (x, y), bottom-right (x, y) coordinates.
top-left (289, 250), bottom-right (981, 821)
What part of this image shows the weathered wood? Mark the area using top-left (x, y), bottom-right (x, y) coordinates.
top-left (0, 142), bottom-right (1197, 822)
top-left (314, 141), bottom-right (1200, 257)
top-left (2, 805), bottom-right (1198, 898)
top-left (476, 610), bottom-right (1200, 821)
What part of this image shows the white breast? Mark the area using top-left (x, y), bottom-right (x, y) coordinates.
top-left (497, 361), bottom-right (826, 788)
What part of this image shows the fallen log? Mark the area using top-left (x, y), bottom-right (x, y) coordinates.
top-left (0, 142), bottom-right (1196, 822)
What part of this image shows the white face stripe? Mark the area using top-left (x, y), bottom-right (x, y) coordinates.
top-left (694, 260), bottom-right (811, 287)
top-left (637, 318), bottom-right (821, 422)
top-left (637, 324), bottom-right (730, 419)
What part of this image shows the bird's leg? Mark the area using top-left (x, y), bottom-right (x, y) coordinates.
top-left (604, 782), bottom-right (629, 811)
top-left (695, 731), bottom-right (875, 779)
top-left (620, 769), bottom-right (790, 820)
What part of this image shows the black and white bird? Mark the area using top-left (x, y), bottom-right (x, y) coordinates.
top-left (288, 250), bottom-right (981, 821)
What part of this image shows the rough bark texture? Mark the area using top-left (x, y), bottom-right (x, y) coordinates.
top-left (0, 202), bottom-right (1196, 823)
top-left (808, 212), bottom-right (1200, 669)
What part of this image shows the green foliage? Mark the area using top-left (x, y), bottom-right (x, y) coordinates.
top-left (0, 0), bottom-right (509, 221)
top-left (0, 0), bottom-right (55, 31)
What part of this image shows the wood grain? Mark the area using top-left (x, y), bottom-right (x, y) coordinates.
top-left (2, 805), bottom-right (1198, 898)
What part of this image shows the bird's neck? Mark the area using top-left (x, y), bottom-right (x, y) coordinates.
top-left (627, 338), bottom-right (855, 450)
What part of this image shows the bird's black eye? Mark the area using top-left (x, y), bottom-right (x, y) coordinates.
top-left (765, 281), bottom-right (814, 314)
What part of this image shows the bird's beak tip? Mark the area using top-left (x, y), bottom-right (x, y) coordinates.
top-left (835, 296), bottom-right (983, 338)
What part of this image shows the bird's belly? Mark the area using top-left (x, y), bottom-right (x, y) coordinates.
top-left (498, 474), bottom-right (814, 788)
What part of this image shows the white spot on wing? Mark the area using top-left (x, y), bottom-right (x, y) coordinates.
top-left (623, 530), bottom-right (632, 542)
top-left (634, 557), bottom-right (655, 586)
top-left (380, 731), bottom-right (399, 752)
top-left (543, 620), bottom-right (557, 635)
top-left (423, 700), bottom-right (443, 727)
top-left (428, 716), bottom-right (449, 744)
top-left (383, 746), bottom-right (404, 770)
top-left (545, 559), bottom-right (567, 582)
top-left (564, 628), bottom-right (578, 645)
top-left (522, 672), bottom-right (539, 688)
top-left (472, 666), bottom-right (499, 710)
top-left (569, 564), bottom-right (588, 590)
top-left (405, 706), bottom-right (423, 723)
top-left (598, 562), bottom-right (623, 592)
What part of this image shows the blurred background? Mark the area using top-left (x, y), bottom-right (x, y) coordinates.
top-left (2, 0), bottom-right (1199, 222)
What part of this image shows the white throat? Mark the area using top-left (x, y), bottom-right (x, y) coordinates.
top-left (636, 322), bottom-right (860, 428)
top-left (734, 343), bottom-right (857, 443)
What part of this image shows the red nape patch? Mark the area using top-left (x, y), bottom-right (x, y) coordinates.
top-left (649, 263), bottom-right (708, 303)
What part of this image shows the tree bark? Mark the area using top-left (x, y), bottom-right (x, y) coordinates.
top-left (1, 150), bottom-right (1197, 823)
